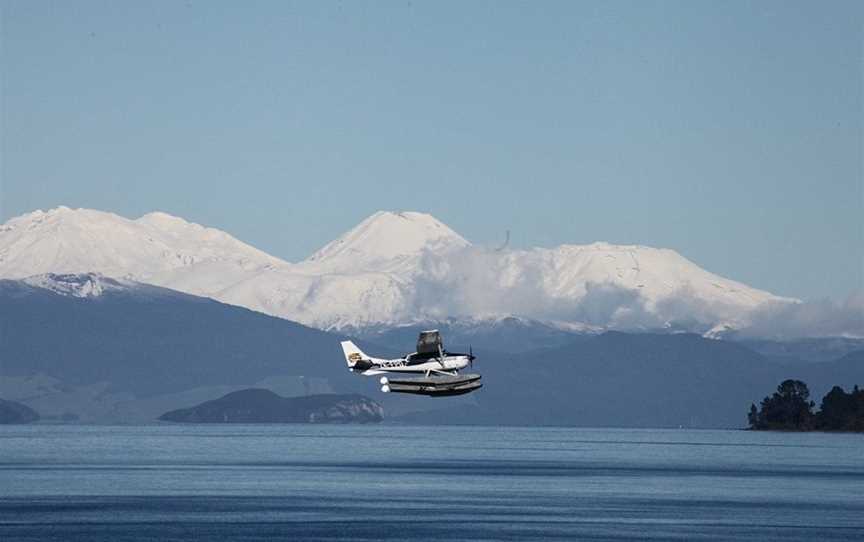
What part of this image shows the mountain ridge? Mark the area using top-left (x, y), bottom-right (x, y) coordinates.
top-left (0, 206), bottom-right (797, 335)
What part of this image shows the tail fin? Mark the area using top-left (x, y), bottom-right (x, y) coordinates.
top-left (341, 340), bottom-right (370, 369)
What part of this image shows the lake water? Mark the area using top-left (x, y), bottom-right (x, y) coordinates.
top-left (0, 425), bottom-right (862, 541)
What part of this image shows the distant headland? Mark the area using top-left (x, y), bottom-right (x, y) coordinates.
top-left (159, 389), bottom-right (383, 424)
top-left (0, 398), bottom-right (40, 424)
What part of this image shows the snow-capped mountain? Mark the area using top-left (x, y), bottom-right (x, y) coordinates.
top-left (0, 206), bottom-right (284, 284)
top-left (0, 206), bottom-right (793, 333)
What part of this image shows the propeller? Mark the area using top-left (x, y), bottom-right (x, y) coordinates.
top-left (468, 345), bottom-right (475, 368)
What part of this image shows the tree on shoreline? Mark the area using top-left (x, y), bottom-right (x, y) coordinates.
top-left (817, 385), bottom-right (864, 432)
top-left (748, 380), bottom-right (864, 431)
top-left (749, 379), bottom-right (815, 431)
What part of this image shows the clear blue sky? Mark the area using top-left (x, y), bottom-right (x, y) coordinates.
top-left (1, 0), bottom-right (861, 300)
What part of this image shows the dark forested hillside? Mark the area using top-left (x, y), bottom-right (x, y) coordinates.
top-left (0, 278), bottom-right (361, 396)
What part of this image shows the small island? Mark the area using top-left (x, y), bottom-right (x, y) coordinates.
top-left (748, 379), bottom-right (863, 432)
top-left (0, 398), bottom-right (40, 424)
top-left (159, 389), bottom-right (384, 424)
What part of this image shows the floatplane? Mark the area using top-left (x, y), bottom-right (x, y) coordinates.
top-left (340, 330), bottom-right (482, 396)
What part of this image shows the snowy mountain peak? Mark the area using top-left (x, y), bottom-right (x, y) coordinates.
top-left (305, 211), bottom-right (469, 269)
top-left (2, 206), bottom-right (117, 231)
top-left (0, 207), bottom-right (286, 283)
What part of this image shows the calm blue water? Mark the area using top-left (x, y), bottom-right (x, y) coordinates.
top-left (0, 425), bottom-right (862, 541)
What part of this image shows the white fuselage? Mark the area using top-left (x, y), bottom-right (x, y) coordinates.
top-left (368, 354), bottom-right (469, 374)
